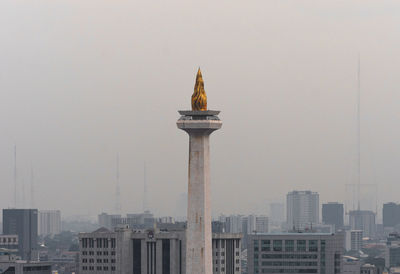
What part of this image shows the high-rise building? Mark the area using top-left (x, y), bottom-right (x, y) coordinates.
top-left (256, 216), bottom-right (269, 234)
top-left (248, 232), bottom-right (344, 274)
top-left (98, 213), bottom-right (122, 230)
top-left (345, 230), bottom-right (363, 252)
top-left (342, 256), bottom-right (361, 274)
top-left (78, 227), bottom-right (242, 274)
top-left (177, 71), bottom-right (222, 274)
top-left (383, 203), bottom-right (400, 228)
top-left (322, 203), bottom-right (344, 231)
top-left (2, 209), bottom-right (38, 260)
top-left (286, 191), bottom-right (319, 231)
top-left (385, 233), bottom-right (400, 268)
top-left (38, 210), bottom-right (61, 237)
top-left (270, 203), bottom-right (285, 226)
top-left (348, 210), bottom-right (376, 238)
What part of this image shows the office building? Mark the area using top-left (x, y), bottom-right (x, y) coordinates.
top-left (0, 248), bottom-right (51, 273)
top-left (349, 210), bottom-right (376, 238)
top-left (248, 232), bottom-right (344, 274)
top-left (322, 203), bottom-right (344, 230)
top-left (79, 227), bottom-right (241, 274)
top-left (383, 203), bottom-right (400, 228)
top-left (98, 213), bottom-right (122, 230)
top-left (3, 209), bottom-right (38, 260)
top-left (345, 230), bottom-right (363, 252)
top-left (287, 191), bottom-right (319, 231)
top-left (342, 256), bottom-right (360, 274)
top-left (0, 235), bottom-right (18, 250)
top-left (38, 210), bottom-right (61, 237)
top-left (270, 203), bottom-right (285, 226)
top-left (386, 233), bottom-right (400, 268)
top-left (256, 216), bottom-right (269, 234)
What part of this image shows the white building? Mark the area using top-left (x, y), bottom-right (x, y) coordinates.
top-left (345, 230), bottom-right (363, 252)
top-left (286, 191), bottom-right (319, 231)
top-left (38, 210), bottom-right (61, 237)
top-left (255, 216), bottom-right (269, 233)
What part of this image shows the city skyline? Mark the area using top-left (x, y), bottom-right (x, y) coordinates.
top-left (2, 1), bottom-right (400, 218)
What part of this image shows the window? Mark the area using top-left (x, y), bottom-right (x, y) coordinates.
top-left (104, 238), bottom-right (109, 248)
top-left (89, 238), bottom-right (94, 248)
top-left (261, 240), bottom-right (270, 251)
top-left (111, 238), bottom-right (116, 248)
top-left (221, 240), bottom-right (225, 248)
top-left (216, 240), bottom-right (219, 248)
top-left (236, 239), bottom-right (240, 249)
top-left (273, 240), bottom-right (282, 251)
top-left (82, 238), bottom-right (88, 248)
top-left (297, 240), bottom-right (306, 252)
top-left (104, 251), bottom-right (108, 255)
top-left (285, 240), bottom-right (294, 252)
top-left (104, 266), bottom-right (109, 271)
top-left (96, 238), bottom-right (102, 248)
top-left (309, 240), bottom-right (318, 252)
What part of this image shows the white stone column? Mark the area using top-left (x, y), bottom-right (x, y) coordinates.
top-left (177, 110), bottom-right (222, 274)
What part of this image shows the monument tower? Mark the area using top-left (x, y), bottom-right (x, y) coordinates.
top-left (177, 68), bottom-right (222, 274)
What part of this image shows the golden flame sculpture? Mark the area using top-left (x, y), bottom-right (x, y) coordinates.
top-left (191, 68), bottom-right (207, 111)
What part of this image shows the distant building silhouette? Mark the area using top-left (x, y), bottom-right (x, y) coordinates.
top-left (286, 191), bottom-right (319, 231)
top-left (322, 203), bottom-right (344, 231)
top-left (2, 209), bottom-right (38, 260)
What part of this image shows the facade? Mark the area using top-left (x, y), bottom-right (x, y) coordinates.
top-left (342, 256), bottom-right (360, 274)
top-left (0, 249), bottom-right (51, 274)
top-left (383, 203), bottom-right (400, 228)
top-left (78, 227), bottom-right (241, 274)
top-left (270, 203), bottom-right (285, 226)
top-left (348, 211), bottom-right (376, 238)
top-left (248, 233), bottom-right (344, 274)
top-left (98, 213), bottom-right (122, 230)
top-left (345, 230), bottom-right (363, 252)
top-left (322, 203), bottom-right (344, 231)
top-left (2, 209), bottom-right (38, 260)
top-left (0, 235), bottom-right (18, 250)
top-left (38, 210), bottom-right (61, 237)
top-left (287, 191), bottom-right (319, 231)
top-left (360, 264), bottom-right (377, 274)
top-left (386, 233), bottom-right (400, 268)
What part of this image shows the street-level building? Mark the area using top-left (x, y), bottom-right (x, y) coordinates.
top-left (248, 233), bottom-right (344, 274)
top-left (79, 227), bottom-right (242, 274)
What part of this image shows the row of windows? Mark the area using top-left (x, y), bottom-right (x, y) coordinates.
top-left (256, 254), bottom-right (318, 260)
top-left (215, 259), bottom-right (239, 265)
top-left (213, 239), bottom-right (240, 249)
top-left (82, 266), bottom-right (116, 271)
top-left (255, 240), bottom-right (323, 252)
top-left (82, 251), bottom-right (116, 256)
top-left (261, 261), bottom-right (318, 266)
top-left (81, 238), bottom-right (116, 248)
top-left (82, 258), bottom-right (116, 263)
top-left (0, 237), bottom-right (17, 243)
top-left (257, 268), bottom-right (318, 273)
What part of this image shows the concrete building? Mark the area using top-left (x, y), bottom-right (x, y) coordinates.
top-left (98, 213), bottom-right (121, 230)
top-left (225, 215), bottom-right (243, 234)
top-left (345, 230), bottom-right (363, 252)
top-left (322, 203), bottom-right (344, 231)
top-left (0, 248), bottom-right (51, 274)
top-left (248, 233), bottom-right (344, 274)
top-left (38, 210), bottom-right (61, 237)
top-left (256, 216), bottom-right (269, 234)
top-left (342, 256), bottom-right (360, 274)
top-left (360, 264), bottom-right (377, 274)
top-left (177, 72), bottom-right (222, 274)
top-left (386, 233), bottom-right (400, 268)
top-left (3, 209), bottom-right (38, 261)
top-left (287, 191), bottom-right (319, 231)
top-left (0, 235), bottom-right (18, 250)
top-left (349, 211), bottom-right (376, 238)
top-left (78, 227), bottom-right (241, 274)
top-left (383, 203), bottom-right (400, 228)
top-left (270, 203), bottom-right (285, 226)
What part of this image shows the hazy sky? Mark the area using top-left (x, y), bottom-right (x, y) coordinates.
top-left (1, 0), bottom-right (400, 219)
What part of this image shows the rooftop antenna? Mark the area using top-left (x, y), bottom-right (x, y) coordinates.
top-left (143, 161), bottom-right (148, 213)
top-left (14, 145), bottom-right (17, 208)
top-left (115, 153), bottom-right (121, 214)
top-left (357, 54), bottom-right (361, 211)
